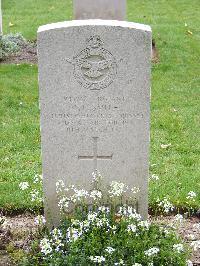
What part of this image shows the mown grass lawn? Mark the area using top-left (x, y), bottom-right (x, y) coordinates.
top-left (0, 0), bottom-right (200, 213)
top-left (0, 64), bottom-right (41, 211)
top-left (2, 0), bottom-right (73, 40)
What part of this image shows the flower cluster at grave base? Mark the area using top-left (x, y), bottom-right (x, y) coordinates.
top-left (18, 170), bottom-right (199, 216)
top-left (18, 172), bottom-right (196, 265)
top-left (55, 171), bottom-right (140, 214)
top-left (22, 205), bottom-right (191, 266)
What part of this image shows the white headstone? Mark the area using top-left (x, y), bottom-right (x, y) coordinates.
top-left (38, 20), bottom-right (151, 226)
top-left (74, 0), bottom-right (126, 20)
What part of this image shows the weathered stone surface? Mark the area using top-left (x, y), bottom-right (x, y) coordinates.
top-left (38, 20), bottom-right (151, 225)
top-left (74, 0), bottom-right (126, 20)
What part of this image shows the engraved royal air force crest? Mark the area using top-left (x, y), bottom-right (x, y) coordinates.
top-left (67, 35), bottom-right (117, 90)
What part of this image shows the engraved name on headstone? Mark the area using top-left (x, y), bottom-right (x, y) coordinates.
top-left (74, 0), bottom-right (126, 20)
top-left (38, 20), bottom-right (152, 225)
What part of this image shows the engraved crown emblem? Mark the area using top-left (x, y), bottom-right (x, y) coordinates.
top-left (87, 35), bottom-right (103, 48)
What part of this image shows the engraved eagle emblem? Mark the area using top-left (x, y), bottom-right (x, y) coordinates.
top-left (66, 35), bottom-right (117, 90)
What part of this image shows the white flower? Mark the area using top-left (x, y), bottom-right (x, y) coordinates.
top-left (105, 246), bottom-right (115, 254)
top-left (114, 259), bottom-right (124, 265)
top-left (132, 264), bottom-right (142, 266)
top-left (127, 224), bottom-right (137, 233)
top-left (90, 190), bottom-right (102, 200)
top-left (19, 182), bottom-right (29, 190)
top-left (92, 170), bottom-right (103, 182)
top-left (51, 228), bottom-right (65, 251)
top-left (131, 187), bottom-right (140, 193)
top-left (108, 181), bottom-right (126, 197)
top-left (144, 247), bottom-right (159, 256)
top-left (34, 215), bottom-right (46, 225)
top-left (72, 188), bottom-right (89, 201)
top-left (33, 175), bottom-right (39, 183)
top-left (67, 228), bottom-right (82, 242)
top-left (173, 214), bottom-right (184, 226)
top-left (174, 214), bottom-right (183, 222)
top-left (54, 239), bottom-right (64, 252)
top-left (190, 240), bottom-right (200, 251)
top-left (30, 189), bottom-right (43, 202)
top-left (51, 228), bottom-right (62, 240)
top-left (4, 157), bottom-right (9, 162)
top-left (130, 212), bottom-right (142, 221)
top-left (110, 225), bottom-right (117, 233)
top-left (186, 191), bottom-right (197, 200)
top-left (96, 218), bottom-right (103, 227)
top-left (40, 238), bottom-right (52, 255)
top-left (173, 244), bottom-right (184, 253)
top-left (33, 174), bottom-right (43, 184)
top-left (58, 196), bottom-right (69, 210)
top-left (98, 206), bottom-right (110, 213)
top-left (118, 206), bottom-right (141, 221)
top-left (56, 180), bottom-right (65, 193)
top-left (87, 212), bottom-right (97, 222)
top-left (89, 256), bottom-right (105, 263)
top-left (193, 223), bottom-right (200, 230)
top-left (83, 220), bottom-right (90, 230)
top-left (150, 174), bottom-right (159, 181)
top-left (187, 260), bottom-right (193, 266)
top-left (160, 143), bottom-right (171, 149)
top-left (163, 228), bottom-right (170, 236)
top-left (95, 217), bottom-right (109, 228)
top-left (138, 220), bottom-right (150, 230)
top-left (71, 219), bottom-right (80, 226)
top-left (157, 197), bottom-right (174, 213)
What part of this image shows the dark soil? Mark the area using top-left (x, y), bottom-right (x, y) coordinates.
top-left (0, 214), bottom-right (199, 265)
top-left (0, 215), bottom-right (36, 266)
top-left (0, 40), bottom-right (159, 65)
top-left (152, 39), bottom-right (159, 63)
top-left (151, 215), bottom-right (200, 265)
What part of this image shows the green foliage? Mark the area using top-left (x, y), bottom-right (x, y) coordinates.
top-left (9, 249), bottom-right (25, 264)
top-left (22, 208), bottom-right (190, 266)
top-left (2, 0), bottom-right (73, 40)
top-left (0, 33), bottom-right (26, 60)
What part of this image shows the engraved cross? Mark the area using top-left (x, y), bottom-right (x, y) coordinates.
top-left (78, 137), bottom-right (113, 171)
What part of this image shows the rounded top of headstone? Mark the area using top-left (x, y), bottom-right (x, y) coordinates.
top-left (38, 19), bottom-right (151, 34)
